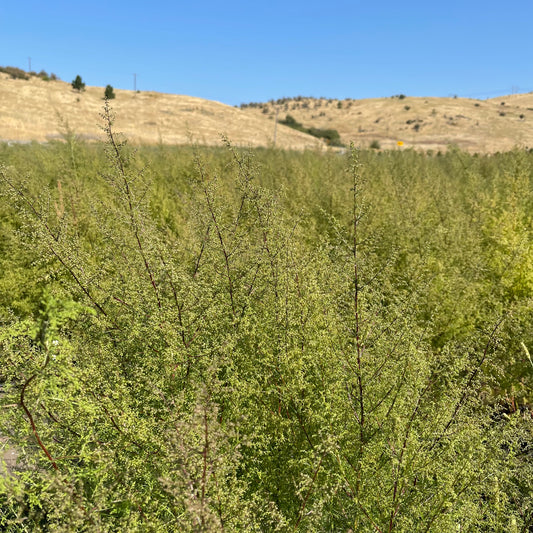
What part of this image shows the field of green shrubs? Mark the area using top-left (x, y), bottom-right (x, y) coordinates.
top-left (0, 107), bottom-right (532, 531)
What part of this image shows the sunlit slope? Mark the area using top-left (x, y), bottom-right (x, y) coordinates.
top-left (241, 94), bottom-right (533, 152)
top-left (4, 72), bottom-right (533, 152)
top-left (0, 74), bottom-right (322, 149)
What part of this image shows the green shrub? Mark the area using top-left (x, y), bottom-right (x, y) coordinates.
top-left (308, 127), bottom-right (343, 146)
top-left (0, 66), bottom-right (29, 80)
top-left (0, 122), bottom-right (532, 531)
top-left (28, 69), bottom-right (59, 81)
top-left (71, 75), bottom-right (85, 92)
top-left (279, 114), bottom-right (302, 129)
top-left (104, 84), bottom-right (116, 99)
top-left (280, 115), bottom-right (344, 146)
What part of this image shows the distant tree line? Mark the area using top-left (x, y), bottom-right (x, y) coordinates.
top-left (239, 95), bottom-right (357, 109)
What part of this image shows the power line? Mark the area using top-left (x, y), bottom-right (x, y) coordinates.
top-left (273, 108), bottom-right (279, 146)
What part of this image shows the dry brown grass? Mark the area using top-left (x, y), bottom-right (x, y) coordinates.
top-left (3, 73), bottom-right (533, 153)
top-left (0, 74), bottom-right (323, 150)
top-left (241, 94), bottom-right (533, 153)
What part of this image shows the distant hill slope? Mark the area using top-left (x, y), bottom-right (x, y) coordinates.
top-left (0, 73), bottom-right (322, 150)
top-left (240, 94), bottom-right (533, 153)
top-left (2, 70), bottom-right (533, 152)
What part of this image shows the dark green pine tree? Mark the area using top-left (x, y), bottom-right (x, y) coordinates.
top-left (71, 75), bottom-right (85, 92)
top-left (104, 84), bottom-right (116, 99)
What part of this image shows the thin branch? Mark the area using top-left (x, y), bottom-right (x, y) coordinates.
top-left (428, 317), bottom-right (504, 452)
top-left (101, 101), bottom-right (162, 310)
top-left (293, 453), bottom-right (325, 531)
top-left (20, 354), bottom-right (59, 471)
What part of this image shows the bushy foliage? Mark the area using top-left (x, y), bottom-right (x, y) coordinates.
top-left (0, 112), bottom-right (532, 531)
top-left (240, 97), bottom-right (329, 110)
top-left (280, 115), bottom-right (344, 147)
top-left (71, 75), bottom-right (85, 92)
top-left (0, 66), bottom-right (58, 81)
top-left (0, 66), bottom-right (29, 80)
top-left (104, 85), bottom-right (116, 100)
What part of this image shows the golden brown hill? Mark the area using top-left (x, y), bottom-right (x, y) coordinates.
top-left (3, 71), bottom-right (533, 153)
top-left (0, 74), bottom-right (322, 150)
top-left (240, 94), bottom-right (533, 153)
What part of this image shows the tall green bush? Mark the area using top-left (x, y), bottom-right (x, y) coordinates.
top-left (104, 84), bottom-right (115, 99)
top-left (279, 115), bottom-right (344, 147)
top-left (71, 75), bottom-right (85, 92)
top-left (0, 113), bottom-right (532, 530)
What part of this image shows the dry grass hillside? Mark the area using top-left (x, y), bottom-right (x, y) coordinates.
top-left (240, 94), bottom-right (533, 153)
top-left (0, 73), bottom-right (322, 150)
top-left (2, 68), bottom-right (533, 153)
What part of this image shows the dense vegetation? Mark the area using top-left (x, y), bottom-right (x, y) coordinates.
top-left (104, 85), bottom-right (116, 100)
top-left (71, 75), bottom-right (86, 92)
top-left (0, 107), bottom-right (532, 531)
top-left (0, 66), bottom-right (59, 82)
top-left (279, 114), bottom-right (344, 147)
top-left (239, 96), bottom-right (354, 109)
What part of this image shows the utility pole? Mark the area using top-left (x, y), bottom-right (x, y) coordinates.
top-left (133, 73), bottom-right (136, 93)
top-left (273, 107), bottom-right (279, 147)
top-left (28, 57), bottom-right (31, 72)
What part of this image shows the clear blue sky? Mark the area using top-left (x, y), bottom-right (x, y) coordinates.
top-left (1, 0), bottom-right (532, 106)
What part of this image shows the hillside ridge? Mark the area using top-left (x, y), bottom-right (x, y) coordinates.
top-left (0, 73), bottom-right (321, 150)
top-left (2, 69), bottom-right (533, 152)
top-left (239, 94), bottom-right (533, 153)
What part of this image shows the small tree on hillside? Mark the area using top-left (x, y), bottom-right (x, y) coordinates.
top-left (71, 75), bottom-right (85, 92)
top-left (104, 85), bottom-right (116, 99)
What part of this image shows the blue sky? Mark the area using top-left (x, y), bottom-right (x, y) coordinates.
top-left (1, 1), bottom-right (532, 106)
